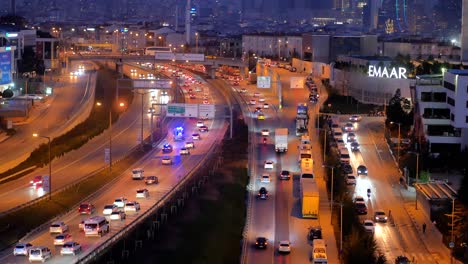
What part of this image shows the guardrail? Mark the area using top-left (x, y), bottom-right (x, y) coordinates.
top-left (76, 137), bottom-right (223, 263)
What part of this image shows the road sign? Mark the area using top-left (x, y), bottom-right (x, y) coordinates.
top-left (449, 241), bottom-right (455, 248)
top-left (104, 148), bottom-right (110, 164)
top-left (167, 104), bottom-right (186, 116)
top-left (198, 104), bottom-right (215, 119)
top-left (42, 175), bottom-right (50, 192)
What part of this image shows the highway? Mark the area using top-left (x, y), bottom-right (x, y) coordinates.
top-left (1, 67), bottom-right (229, 263)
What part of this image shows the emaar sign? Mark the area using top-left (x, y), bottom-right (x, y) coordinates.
top-left (368, 65), bottom-right (407, 79)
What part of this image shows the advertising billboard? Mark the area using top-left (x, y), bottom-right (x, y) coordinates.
top-left (257, 76), bottom-right (271, 88)
top-left (0, 51), bottom-right (12, 85)
top-left (290, 77), bottom-right (305, 89)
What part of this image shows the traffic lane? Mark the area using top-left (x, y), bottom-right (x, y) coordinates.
top-left (1, 120), bottom-right (227, 264)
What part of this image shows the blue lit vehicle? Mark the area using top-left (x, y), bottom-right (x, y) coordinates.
top-left (173, 126), bottom-right (184, 141)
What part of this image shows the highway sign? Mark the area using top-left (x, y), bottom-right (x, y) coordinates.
top-left (133, 79), bottom-right (172, 89)
top-left (257, 76), bottom-right (271, 88)
top-left (198, 104), bottom-right (215, 119)
top-left (167, 104), bottom-right (186, 116)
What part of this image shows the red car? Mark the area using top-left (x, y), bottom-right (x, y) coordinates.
top-left (30, 175), bottom-right (43, 187)
top-left (78, 202), bottom-right (95, 215)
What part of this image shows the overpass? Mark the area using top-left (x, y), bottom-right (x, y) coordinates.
top-left (66, 54), bottom-right (248, 78)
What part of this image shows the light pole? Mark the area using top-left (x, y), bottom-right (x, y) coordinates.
top-left (133, 90), bottom-right (151, 147)
top-left (195, 32), bottom-right (199, 53)
top-left (391, 122), bottom-right (401, 166)
top-left (278, 39), bottom-right (281, 60)
top-left (33, 133), bottom-right (51, 200)
top-left (323, 164), bottom-right (335, 223)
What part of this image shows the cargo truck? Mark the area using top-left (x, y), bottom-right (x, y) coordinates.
top-left (275, 128), bottom-right (288, 153)
top-left (301, 180), bottom-right (319, 218)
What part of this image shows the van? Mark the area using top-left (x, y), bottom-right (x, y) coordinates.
top-left (301, 135), bottom-right (311, 145)
top-left (132, 168), bottom-right (144, 180)
top-left (339, 148), bottom-right (350, 164)
top-left (84, 216), bottom-right (110, 237)
top-left (332, 128), bottom-right (343, 139)
top-left (29, 246), bottom-right (52, 262)
top-left (312, 239), bottom-right (328, 264)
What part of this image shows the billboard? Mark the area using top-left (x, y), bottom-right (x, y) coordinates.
top-left (257, 76), bottom-right (271, 88)
top-left (0, 51), bottom-right (12, 85)
top-left (290, 77), bottom-right (305, 89)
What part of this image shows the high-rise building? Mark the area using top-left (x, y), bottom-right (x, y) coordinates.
top-left (462, 0), bottom-right (468, 61)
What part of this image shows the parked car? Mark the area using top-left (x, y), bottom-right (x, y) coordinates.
top-left (346, 175), bottom-right (357, 185)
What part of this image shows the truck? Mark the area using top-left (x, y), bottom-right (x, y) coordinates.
top-left (275, 128), bottom-right (288, 153)
top-left (301, 179), bottom-right (319, 219)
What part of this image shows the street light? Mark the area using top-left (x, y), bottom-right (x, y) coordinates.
top-left (32, 133), bottom-right (52, 200)
top-left (278, 39), bottom-right (281, 59)
top-left (390, 122), bottom-right (401, 166)
top-left (195, 32), bottom-right (199, 53)
top-left (322, 164), bottom-right (335, 223)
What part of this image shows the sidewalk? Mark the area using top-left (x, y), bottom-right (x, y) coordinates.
top-left (399, 187), bottom-right (460, 264)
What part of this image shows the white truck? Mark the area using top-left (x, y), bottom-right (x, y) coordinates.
top-left (275, 128), bottom-right (288, 153)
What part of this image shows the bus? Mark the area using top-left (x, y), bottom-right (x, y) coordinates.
top-left (144, 46), bottom-right (172, 55)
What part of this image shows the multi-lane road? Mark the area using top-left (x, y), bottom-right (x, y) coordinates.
top-left (1, 65), bottom-right (228, 263)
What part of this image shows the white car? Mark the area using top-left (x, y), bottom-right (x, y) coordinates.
top-left (261, 129), bottom-right (270, 136)
top-left (54, 233), bottom-right (72, 246)
top-left (185, 141), bottom-right (195, 149)
top-left (136, 189), bottom-right (149, 198)
top-left (363, 220), bottom-right (375, 233)
top-left (180, 147), bottom-right (190, 155)
top-left (263, 103), bottom-right (269, 108)
top-left (103, 204), bottom-right (117, 215)
top-left (261, 174), bottom-right (271, 183)
top-left (109, 210), bottom-right (126, 221)
top-left (259, 98), bottom-right (266, 103)
top-left (254, 92), bottom-right (261, 97)
top-left (345, 175), bottom-right (357, 185)
top-left (113, 197), bottom-right (127, 208)
top-left (240, 88), bottom-right (247, 93)
top-left (264, 161), bottom-right (274, 169)
top-left (349, 115), bottom-right (362, 122)
top-left (124, 201), bottom-right (141, 212)
top-left (249, 99), bottom-right (256, 105)
top-left (278, 240), bottom-right (291, 254)
top-left (49, 221), bottom-right (69, 234)
top-left (196, 121), bottom-right (204, 127)
top-left (13, 243), bottom-right (33, 256)
top-left (203, 100), bottom-right (209, 104)
top-left (192, 133), bottom-right (201, 140)
top-left (60, 241), bottom-right (81, 256)
top-left (343, 122), bottom-right (355, 132)
top-left (162, 157), bottom-right (173, 165)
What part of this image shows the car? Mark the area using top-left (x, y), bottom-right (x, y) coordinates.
top-left (258, 97), bottom-right (266, 103)
top-left (261, 129), bottom-right (270, 136)
top-left (350, 141), bottom-right (360, 151)
top-left (162, 156), bottom-right (173, 165)
top-left (355, 203), bottom-right (368, 215)
top-left (145, 176), bottom-right (159, 185)
top-left (264, 160), bottom-right (274, 169)
top-left (257, 187), bottom-right (269, 199)
top-left (54, 233), bottom-right (72, 246)
top-left (124, 201), bottom-right (141, 212)
top-left (254, 106), bottom-right (263, 114)
top-left (185, 141), bottom-right (195, 148)
top-left (278, 240), bottom-right (291, 254)
top-left (345, 175), bottom-right (357, 185)
top-left (347, 132), bottom-right (356, 142)
top-left (349, 115), bottom-right (362, 122)
top-left (78, 202), bottom-right (95, 215)
top-left (196, 121), bottom-right (204, 127)
top-left (354, 196), bottom-right (365, 204)
top-left (308, 226), bottom-right (323, 240)
top-left (49, 221), bottom-right (68, 234)
top-left (203, 100), bottom-right (209, 104)
top-left (257, 113), bottom-right (265, 120)
top-left (249, 99), bottom-right (256, 105)
top-left (13, 243), bottom-right (33, 256)
top-left (232, 81), bottom-right (239, 86)
top-left (162, 143), bottom-right (173, 153)
top-left (180, 147), bottom-right (190, 155)
top-left (343, 122), bottom-right (355, 132)
top-left (103, 204), bottom-right (117, 215)
top-left (255, 237), bottom-right (268, 249)
top-left (363, 220), bottom-right (375, 233)
top-left (395, 255), bottom-right (411, 264)
top-left (289, 66), bottom-right (297, 72)
top-left (147, 108), bottom-right (155, 113)
top-left (113, 197), bottom-right (127, 208)
top-left (199, 125), bottom-right (209, 132)
top-left (253, 92), bottom-right (261, 97)
top-left (342, 164), bottom-right (353, 174)
top-left (60, 241), bottom-right (82, 256)
top-left (189, 94), bottom-right (196, 99)
top-left (261, 173), bottom-right (271, 183)
top-left (240, 88), bottom-right (247, 93)
top-left (30, 175), bottom-right (43, 187)
top-left (136, 189), bottom-right (149, 198)
top-left (374, 210), bottom-right (388, 222)
top-left (280, 170), bottom-right (291, 180)
top-left (192, 133), bottom-right (201, 140)
top-left (357, 165), bottom-right (368, 176)
top-left (110, 210), bottom-right (126, 221)
top-left (263, 103), bottom-right (269, 109)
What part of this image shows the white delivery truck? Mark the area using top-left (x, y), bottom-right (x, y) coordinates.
top-left (275, 128), bottom-right (288, 153)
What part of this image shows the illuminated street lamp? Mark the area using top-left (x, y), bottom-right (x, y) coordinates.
top-left (32, 133), bottom-right (52, 200)
top-left (195, 32), bottom-right (199, 53)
